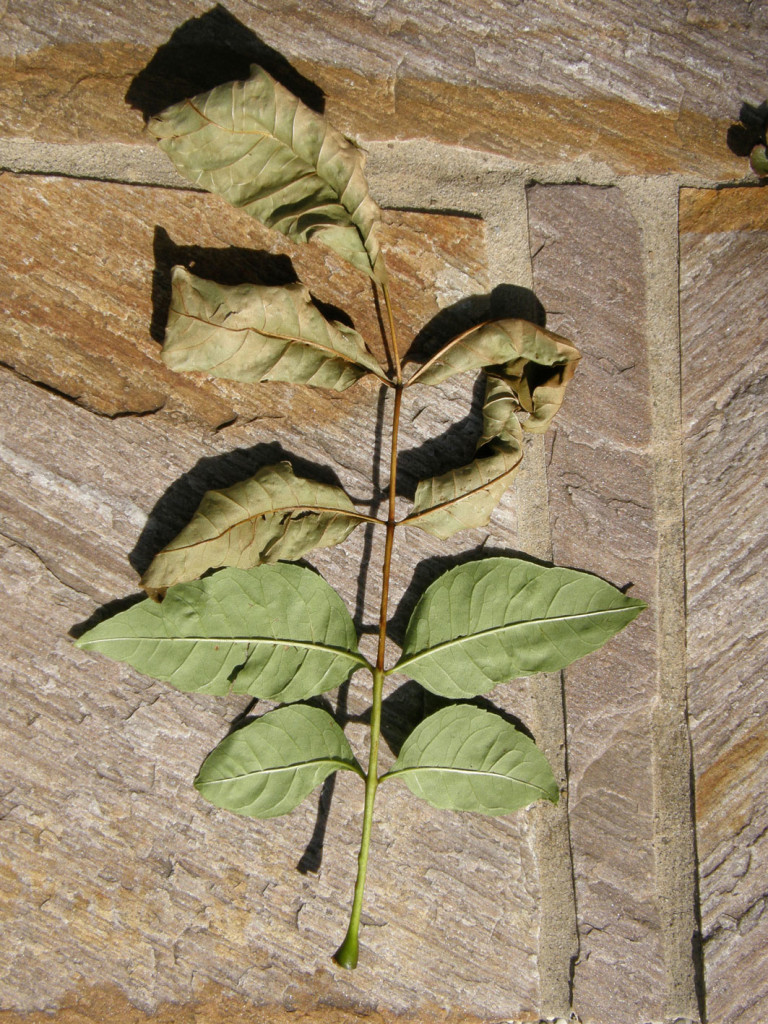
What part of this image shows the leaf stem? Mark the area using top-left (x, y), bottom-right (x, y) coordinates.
top-left (381, 283), bottom-right (403, 384)
top-left (403, 319), bottom-right (495, 387)
top-left (333, 663), bottom-right (384, 969)
top-left (334, 381), bottom-right (403, 969)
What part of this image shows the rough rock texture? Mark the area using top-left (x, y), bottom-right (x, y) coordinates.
top-left (528, 185), bottom-right (664, 1024)
top-left (681, 186), bottom-right (768, 1024)
top-left (1, 0), bottom-right (762, 176)
top-left (0, 176), bottom-right (487, 426)
top-left (0, 184), bottom-right (545, 1019)
top-left (1, 3), bottom-right (767, 1022)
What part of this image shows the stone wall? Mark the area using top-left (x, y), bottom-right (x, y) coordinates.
top-left (1, 4), bottom-right (766, 1023)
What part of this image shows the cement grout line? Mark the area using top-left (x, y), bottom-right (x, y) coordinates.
top-left (481, 177), bottom-right (579, 1020)
top-left (621, 178), bottom-right (702, 1023)
top-left (0, 137), bottom-right (757, 198)
top-left (0, 139), bottom-right (191, 190)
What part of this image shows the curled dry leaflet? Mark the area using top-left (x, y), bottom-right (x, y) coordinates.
top-left (76, 66), bottom-right (645, 968)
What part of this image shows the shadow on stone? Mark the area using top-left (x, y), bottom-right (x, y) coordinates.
top-left (125, 3), bottom-right (324, 119)
top-left (387, 545), bottom-right (553, 651)
top-left (352, 682), bottom-right (536, 759)
top-left (128, 442), bottom-right (349, 578)
top-left (688, 756), bottom-right (708, 1022)
top-left (397, 373), bottom-right (486, 499)
top-left (726, 99), bottom-right (768, 157)
top-left (151, 228), bottom-right (357, 354)
top-left (297, 392), bottom-right (389, 871)
top-left (296, 684), bottom-right (352, 874)
top-left (70, 592), bottom-right (146, 640)
top-left (150, 227), bottom-right (301, 344)
top-left (402, 283), bottom-right (546, 370)
top-left (397, 284), bottom-right (546, 498)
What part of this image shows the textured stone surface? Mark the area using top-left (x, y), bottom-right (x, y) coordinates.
top-left (3, 5), bottom-right (767, 1017)
top-left (0, 174), bottom-right (487, 427)
top-left (1, 0), bottom-right (763, 177)
top-left (0, 984), bottom-right (487, 1024)
top-left (528, 185), bottom-right (664, 1023)
top-left (681, 187), bottom-right (768, 1024)
top-left (0, 176), bottom-right (551, 1019)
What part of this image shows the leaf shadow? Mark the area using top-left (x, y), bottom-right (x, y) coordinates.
top-left (150, 227), bottom-right (297, 344)
top-left (295, 684), bottom-right (352, 874)
top-left (296, 385), bottom-right (388, 873)
top-left (726, 99), bottom-right (768, 157)
top-left (387, 544), bottom-right (553, 651)
top-left (151, 228), bottom-right (355, 350)
top-left (397, 284), bottom-right (546, 498)
top-left (129, 442), bottom-right (349, 578)
top-left (351, 683), bottom-right (536, 759)
top-left (402, 283), bottom-right (546, 369)
top-left (69, 592), bottom-right (146, 640)
top-left (219, 693), bottom-right (339, 740)
top-left (397, 374), bottom-right (486, 499)
top-left (125, 4), bottom-right (325, 120)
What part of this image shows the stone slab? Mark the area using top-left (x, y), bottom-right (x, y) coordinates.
top-left (0, 172), bottom-right (552, 1018)
top-left (0, 174), bottom-right (487, 427)
top-left (680, 186), bottom-right (768, 1024)
top-left (527, 184), bottom-right (666, 1023)
top-left (0, 1), bottom-right (763, 177)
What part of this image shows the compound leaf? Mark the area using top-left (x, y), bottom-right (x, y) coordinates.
top-left (392, 557), bottom-right (646, 698)
top-left (149, 66), bottom-right (387, 283)
top-left (76, 564), bottom-right (366, 700)
top-left (380, 704), bottom-right (558, 814)
top-left (162, 267), bottom-right (386, 390)
top-left (408, 318), bottom-right (581, 433)
top-left (141, 462), bottom-right (372, 595)
top-left (404, 374), bottom-right (523, 538)
top-left (196, 704), bottom-right (364, 819)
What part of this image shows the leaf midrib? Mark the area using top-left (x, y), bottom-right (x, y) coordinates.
top-left (172, 306), bottom-right (375, 371)
top-left (380, 764), bottom-right (554, 799)
top-left (391, 605), bottom-right (640, 673)
top-left (197, 756), bottom-right (363, 786)
top-left (162, 503), bottom-right (380, 555)
top-left (79, 634), bottom-right (368, 665)
top-left (183, 92), bottom-right (375, 273)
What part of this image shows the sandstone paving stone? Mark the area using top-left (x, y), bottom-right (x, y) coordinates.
top-left (0, 0), bottom-right (762, 177)
top-left (528, 184), bottom-right (665, 1023)
top-left (680, 186), bottom-right (768, 1024)
top-left (0, 367), bottom-right (542, 1019)
top-left (0, 168), bottom-right (558, 1018)
top-left (0, 174), bottom-right (487, 427)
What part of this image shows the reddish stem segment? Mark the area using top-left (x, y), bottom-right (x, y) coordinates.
top-left (333, 285), bottom-right (403, 968)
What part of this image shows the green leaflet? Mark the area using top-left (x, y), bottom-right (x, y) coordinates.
top-left (381, 705), bottom-right (558, 814)
top-left (750, 143), bottom-right (768, 176)
top-left (408, 318), bottom-right (581, 433)
top-left (196, 705), bottom-right (364, 819)
top-left (141, 462), bottom-right (373, 594)
top-left (162, 267), bottom-right (387, 390)
top-left (403, 374), bottom-right (524, 538)
top-left (392, 557), bottom-right (646, 698)
top-left (75, 565), bottom-right (366, 700)
top-left (148, 66), bottom-right (387, 284)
